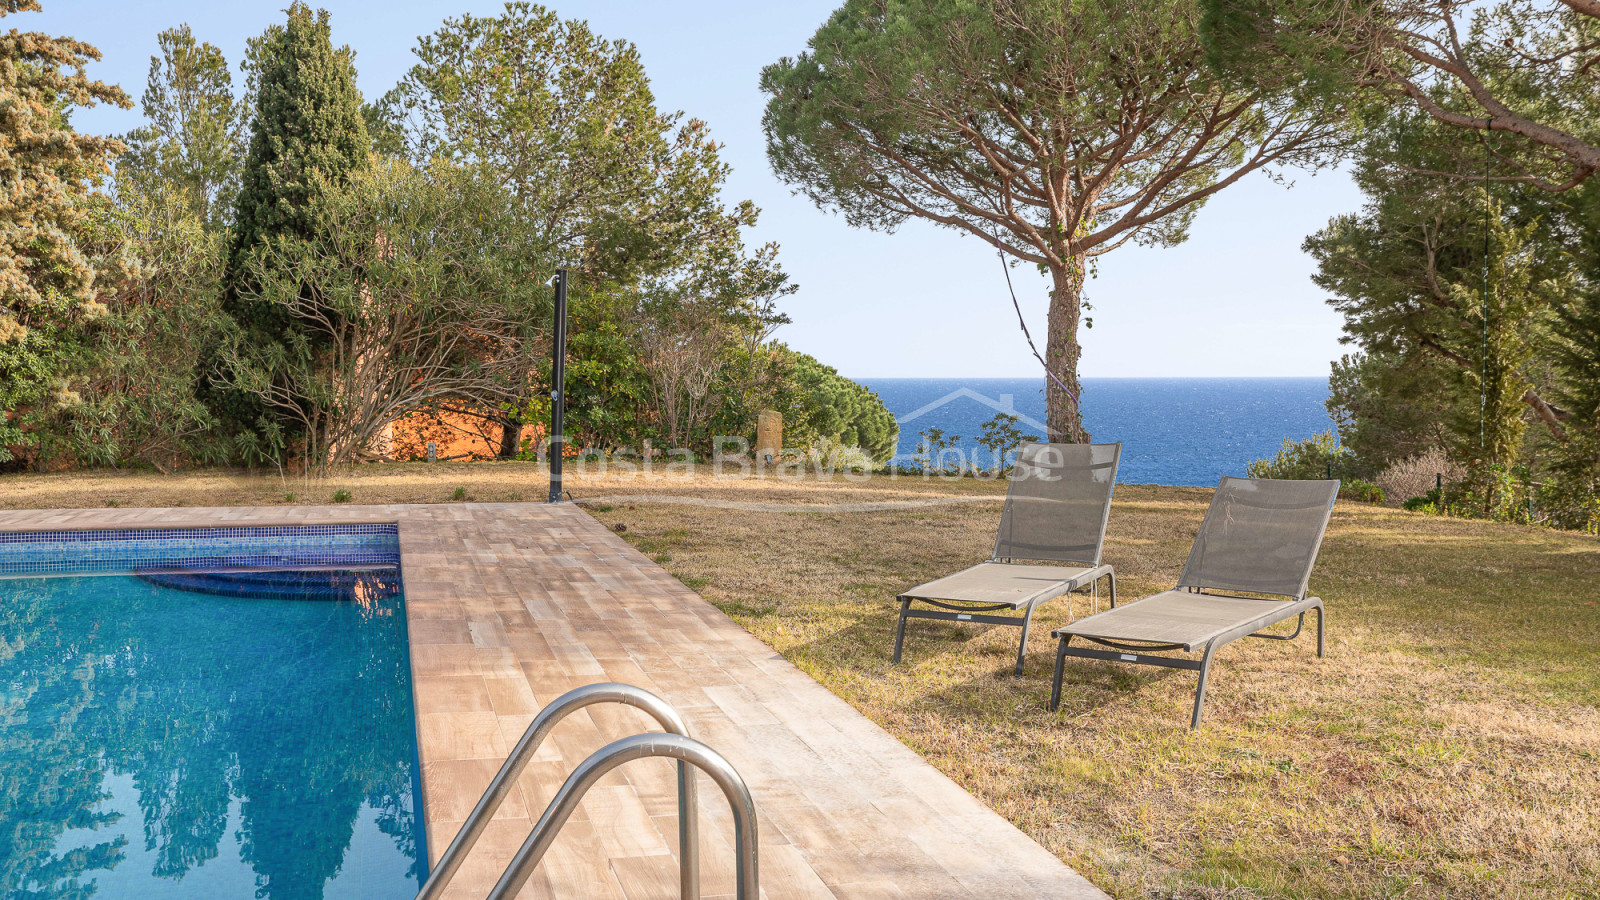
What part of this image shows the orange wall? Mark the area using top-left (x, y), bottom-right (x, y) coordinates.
top-left (385, 410), bottom-right (523, 460)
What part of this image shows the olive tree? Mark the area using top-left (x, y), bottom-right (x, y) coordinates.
top-left (762, 0), bottom-right (1344, 440)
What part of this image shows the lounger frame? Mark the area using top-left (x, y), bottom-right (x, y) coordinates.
top-left (893, 564), bottom-right (1116, 676)
top-left (1047, 476), bottom-right (1338, 728)
top-left (1048, 590), bottom-right (1324, 728)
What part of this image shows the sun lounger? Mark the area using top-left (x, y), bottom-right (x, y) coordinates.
top-left (1048, 476), bottom-right (1338, 727)
top-left (892, 442), bottom-right (1121, 676)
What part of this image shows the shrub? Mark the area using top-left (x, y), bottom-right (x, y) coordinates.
top-left (779, 350), bottom-right (899, 463)
top-left (331, 489), bottom-right (352, 503)
top-left (805, 438), bottom-right (875, 472)
top-left (1339, 480), bottom-right (1385, 504)
top-left (1535, 478), bottom-right (1600, 534)
top-left (1402, 492), bottom-right (1439, 513)
top-left (1375, 448), bottom-right (1464, 505)
top-left (1246, 431), bottom-right (1355, 481)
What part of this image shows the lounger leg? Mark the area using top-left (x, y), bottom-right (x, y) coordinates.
top-left (1049, 636), bottom-right (1071, 712)
top-left (1191, 643), bottom-right (1219, 729)
top-left (892, 598), bottom-right (911, 664)
top-left (1106, 571), bottom-right (1117, 608)
top-left (1314, 602), bottom-right (1325, 658)
top-left (1014, 604), bottom-right (1035, 677)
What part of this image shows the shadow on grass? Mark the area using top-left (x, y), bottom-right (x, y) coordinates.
top-left (770, 604), bottom-right (1182, 725)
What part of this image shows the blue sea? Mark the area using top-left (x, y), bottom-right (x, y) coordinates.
top-left (859, 377), bottom-right (1335, 487)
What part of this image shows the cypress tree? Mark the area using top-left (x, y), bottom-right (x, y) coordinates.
top-left (214, 2), bottom-right (368, 444)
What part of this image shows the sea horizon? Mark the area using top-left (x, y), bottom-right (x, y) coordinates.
top-left (857, 376), bottom-right (1334, 487)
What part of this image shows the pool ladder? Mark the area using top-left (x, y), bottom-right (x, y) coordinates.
top-left (411, 682), bottom-right (758, 900)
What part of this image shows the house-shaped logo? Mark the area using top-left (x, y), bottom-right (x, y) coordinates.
top-left (894, 388), bottom-right (1055, 437)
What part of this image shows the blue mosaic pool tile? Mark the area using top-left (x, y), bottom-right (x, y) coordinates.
top-left (0, 522), bottom-right (396, 544)
top-left (0, 523), bottom-right (401, 577)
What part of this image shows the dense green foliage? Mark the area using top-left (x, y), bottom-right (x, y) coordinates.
top-left (1326, 350), bottom-right (1461, 470)
top-left (1201, 0), bottom-right (1600, 190)
top-left (0, 0), bottom-right (129, 463)
top-left (117, 26), bottom-right (245, 227)
top-left (377, 2), bottom-right (808, 458)
top-left (1307, 172), bottom-right (1568, 471)
top-left (215, 2), bottom-right (370, 451)
top-left (1246, 430), bottom-right (1355, 481)
top-left (54, 186), bottom-right (228, 471)
top-left (220, 158), bottom-right (546, 474)
top-left (227, 4), bottom-right (369, 276)
top-left (762, 0), bottom-right (1344, 440)
top-left (1, 3), bottom-right (885, 474)
top-left (778, 350), bottom-right (899, 463)
top-left (1212, 0), bottom-right (1600, 531)
top-left (387, 2), bottom-right (738, 280)
top-left (1286, 96), bottom-right (1600, 529)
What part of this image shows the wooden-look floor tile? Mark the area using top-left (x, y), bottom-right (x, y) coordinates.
top-left (419, 710), bottom-right (510, 760)
top-left (413, 675), bottom-right (494, 717)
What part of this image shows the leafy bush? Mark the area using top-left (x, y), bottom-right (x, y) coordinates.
top-left (1402, 489), bottom-right (1441, 513)
top-left (1535, 478), bottom-right (1600, 534)
top-left (219, 158), bottom-right (543, 476)
top-left (1339, 480), bottom-right (1385, 504)
top-left (805, 438), bottom-right (875, 472)
top-left (779, 350), bottom-right (898, 463)
top-left (1246, 431), bottom-right (1356, 481)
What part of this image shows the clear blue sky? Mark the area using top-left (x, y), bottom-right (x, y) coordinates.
top-left (32, 0), bottom-right (1361, 379)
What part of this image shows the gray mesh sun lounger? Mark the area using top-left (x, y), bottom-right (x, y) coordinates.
top-left (892, 442), bottom-right (1121, 676)
top-left (1048, 476), bottom-right (1339, 728)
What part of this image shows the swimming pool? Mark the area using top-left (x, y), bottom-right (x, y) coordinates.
top-left (0, 525), bottom-right (426, 900)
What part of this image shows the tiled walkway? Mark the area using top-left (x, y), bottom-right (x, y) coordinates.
top-left (0, 503), bottom-right (1106, 899)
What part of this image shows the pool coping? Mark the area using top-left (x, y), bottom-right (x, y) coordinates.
top-left (0, 503), bottom-right (1108, 900)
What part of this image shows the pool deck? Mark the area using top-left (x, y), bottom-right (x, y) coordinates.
top-left (0, 503), bottom-right (1106, 899)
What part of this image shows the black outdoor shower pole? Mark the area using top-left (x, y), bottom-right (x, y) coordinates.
top-left (548, 267), bottom-right (569, 503)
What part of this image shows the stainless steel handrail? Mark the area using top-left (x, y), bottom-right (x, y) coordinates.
top-left (414, 682), bottom-right (699, 900)
top-left (485, 732), bottom-right (758, 900)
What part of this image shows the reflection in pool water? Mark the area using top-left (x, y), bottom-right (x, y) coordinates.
top-left (0, 567), bottom-right (425, 900)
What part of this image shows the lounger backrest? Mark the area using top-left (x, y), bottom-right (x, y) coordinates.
top-left (1177, 476), bottom-right (1339, 599)
top-left (992, 442), bottom-right (1121, 566)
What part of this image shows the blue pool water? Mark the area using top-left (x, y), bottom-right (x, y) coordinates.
top-left (0, 529), bottom-right (425, 900)
top-left (860, 377), bottom-right (1336, 486)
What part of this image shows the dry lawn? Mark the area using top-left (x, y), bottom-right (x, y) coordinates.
top-left (3, 462), bottom-right (1598, 899)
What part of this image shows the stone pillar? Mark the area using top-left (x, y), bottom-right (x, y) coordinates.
top-left (756, 410), bottom-right (783, 463)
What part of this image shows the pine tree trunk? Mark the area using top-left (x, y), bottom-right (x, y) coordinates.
top-left (1045, 259), bottom-right (1090, 443)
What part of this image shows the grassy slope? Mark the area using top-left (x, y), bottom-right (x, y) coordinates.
top-left (4, 464), bottom-right (1597, 898)
top-left (606, 479), bottom-right (1600, 900)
